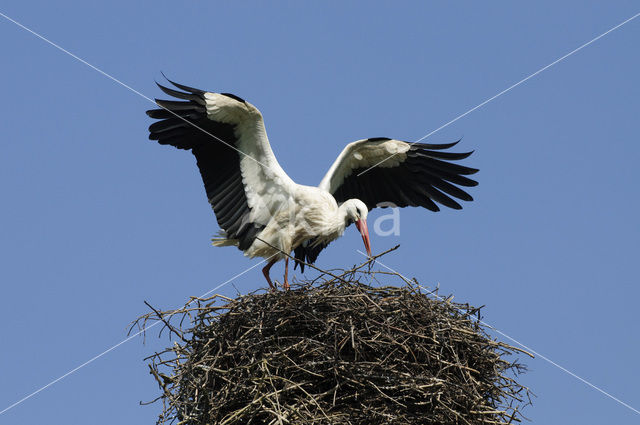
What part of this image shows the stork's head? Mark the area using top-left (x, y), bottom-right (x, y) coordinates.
top-left (343, 199), bottom-right (372, 257)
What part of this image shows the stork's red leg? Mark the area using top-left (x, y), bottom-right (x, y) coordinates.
top-left (262, 258), bottom-right (278, 291)
top-left (283, 257), bottom-right (290, 290)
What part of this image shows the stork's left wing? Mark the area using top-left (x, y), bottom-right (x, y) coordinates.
top-left (318, 138), bottom-right (478, 211)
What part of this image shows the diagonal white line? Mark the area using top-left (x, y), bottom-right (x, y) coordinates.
top-left (0, 256), bottom-right (274, 416)
top-left (357, 250), bottom-right (640, 416)
top-left (357, 11), bottom-right (640, 177)
top-left (0, 11), bottom-right (272, 172)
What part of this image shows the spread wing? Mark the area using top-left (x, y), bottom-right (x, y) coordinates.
top-left (146, 78), bottom-right (295, 250)
top-left (294, 137), bottom-right (478, 271)
top-left (318, 137), bottom-right (478, 211)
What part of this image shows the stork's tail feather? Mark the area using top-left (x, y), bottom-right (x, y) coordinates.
top-left (211, 231), bottom-right (239, 247)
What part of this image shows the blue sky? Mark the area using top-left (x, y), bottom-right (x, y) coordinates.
top-left (1, 2), bottom-right (639, 424)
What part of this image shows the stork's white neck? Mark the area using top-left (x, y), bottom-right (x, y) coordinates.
top-left (325, 199), bottom-right (368, 240)
top-left (308, 201), bottom-right (358, 246)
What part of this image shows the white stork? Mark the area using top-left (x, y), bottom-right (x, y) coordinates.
top-left (146, 78), bottom-right (478, 290)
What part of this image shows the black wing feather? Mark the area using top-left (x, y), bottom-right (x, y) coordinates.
top-left (160, 73), bottom-right (206, 95)
top-left (155, 83), bottom-right (203, 102)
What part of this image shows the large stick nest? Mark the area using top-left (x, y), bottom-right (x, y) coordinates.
top-left (135, 253), bottom-right (532, 424)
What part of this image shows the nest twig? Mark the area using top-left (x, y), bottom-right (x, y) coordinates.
top-left (133, 251), bottom-right (532, 424)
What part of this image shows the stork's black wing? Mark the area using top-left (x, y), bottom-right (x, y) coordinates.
top-left (146, 79), bottom-right (270, 250)
top-left (294, 137), bottom-right (478, 269)
top-left (319, 138), bottom-right (478, 211)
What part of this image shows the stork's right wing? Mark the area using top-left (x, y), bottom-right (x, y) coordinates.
top-left (147, 78), bottom-right (295, 250)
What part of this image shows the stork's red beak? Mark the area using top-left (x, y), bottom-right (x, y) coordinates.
top-left (355, 219), bottom-right (372, 257)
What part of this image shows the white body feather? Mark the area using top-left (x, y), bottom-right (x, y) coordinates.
top-left (203, 94), bottom-right (353, 260)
